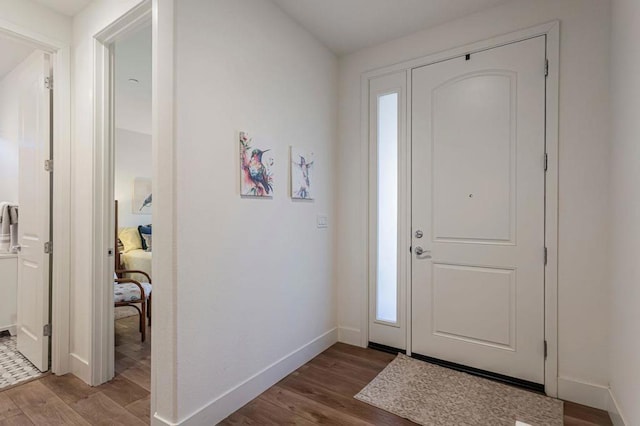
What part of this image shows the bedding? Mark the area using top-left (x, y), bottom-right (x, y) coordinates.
top-left (121, 249), bottom-right (152, 283)
top-left (138, 225), bottom-right (152, 250)
top-left (119, 227), bottom-right (142, 252)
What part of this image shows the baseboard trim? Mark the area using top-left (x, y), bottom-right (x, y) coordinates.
top-left (337, 326), bottom-right (361, 346)
top-left (69, 352), bottom-right (91, 384)
top-left (165, 327), bottom-right (338, 426)
top-left (557, 377), bottom-right (609, 410)
top-left (608, 388), bottom-right (627, 426)
top-left (0, 325), bottom-right (16, 335)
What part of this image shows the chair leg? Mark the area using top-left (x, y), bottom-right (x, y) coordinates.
top-left (147, 294), bottom-right (152, 326)
top-left (140, 301), bottom-right (146, 342)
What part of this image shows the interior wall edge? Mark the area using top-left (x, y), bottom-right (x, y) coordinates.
top-left (608, 388), bottom-right (628, 426)
top-left (337, 326), bottom-right (362, 347)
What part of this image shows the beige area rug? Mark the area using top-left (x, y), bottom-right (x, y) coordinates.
top-left (114, 304), bottom-right (141, 320)
top-left (355, 354), bottom-right (563, 426)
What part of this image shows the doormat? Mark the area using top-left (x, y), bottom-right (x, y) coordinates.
top-left (0, 335), bottom-right (44, 390)
top-left (355, 354), bottom-right (562, 426)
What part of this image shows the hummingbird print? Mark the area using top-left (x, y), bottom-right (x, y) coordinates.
top-left (291, 150), bottom-right (314, 199)
top-left (248, 149), bottom-right (272, 194)
top-left (240, 132), bottom-right (274, 197)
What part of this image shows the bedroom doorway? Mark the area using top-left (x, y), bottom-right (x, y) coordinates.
top-left (89, 0), bottom-right (153, 398)
top-left (112, 22), bottom-right (153, 393)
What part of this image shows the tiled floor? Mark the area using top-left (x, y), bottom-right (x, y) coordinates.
top-left (0, 315), bottom-right (150, 425)
top-left (0, 335), bottom-right (43, 390)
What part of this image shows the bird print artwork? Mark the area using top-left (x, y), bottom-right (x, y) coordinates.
top-left (133, 177), bottom-right (152, 214)
top-left (291, 147), bottom-right (314, 200)
top-left (240, 131), bottom-right (274, 197)
top-left (139, 193), bottom-right (152, 211)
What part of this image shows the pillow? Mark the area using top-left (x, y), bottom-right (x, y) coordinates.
top-left (141, 233), bottom-right (152, 252)
top-left (119, 227), bottom-right (142, 253)
top-left (138, 225), bottom-right (152, 250)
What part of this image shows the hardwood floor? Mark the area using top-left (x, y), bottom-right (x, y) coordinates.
top-left (221, 343), bottom-right (613, 426)
top-left (0, 332), bottom-right (613, 425)
top-left (0, 315), bottom-right (150, 425)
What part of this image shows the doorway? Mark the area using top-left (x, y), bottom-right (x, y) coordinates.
top-left (368, 29), bottom-right (558, 392)
top-left (0, 34), bottom-right (54, 388)
top-left (112, 23), bottom-right (153, 394)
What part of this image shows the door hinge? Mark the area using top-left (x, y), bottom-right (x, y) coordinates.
top-left (544, 340), bottom-right (548, 359)
top-left (545, 59), bottom-right (549, 78)
top-left (44, 159), bottom-right (53, 172)
top-left (43, 324), bottom-right (51, 337)
top-left (544, 247), bottom-right (548, 265)
top-left (544, 153), bottom-right (548, 172)
top-left (44, 241), bottom-right (53, 254)
top-left (45, 77), bottom-right (53, 90)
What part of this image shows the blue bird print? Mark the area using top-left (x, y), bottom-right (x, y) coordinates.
top-left (139, 193), bottom-right (152, 211)
top-left (248, 149), bottom-right (272, 194)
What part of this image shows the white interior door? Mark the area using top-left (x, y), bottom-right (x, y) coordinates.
top-left (411, 36), bottom-right (546, 384)
top-left (17, 52), bottom-right (51, 372)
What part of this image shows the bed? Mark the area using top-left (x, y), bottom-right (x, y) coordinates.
top-left (115, 200), bottom-right (152, 283)
top-left (120, 249), bottom-right (152, 283)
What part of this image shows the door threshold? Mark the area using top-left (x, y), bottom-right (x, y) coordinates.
top-left (368, 341), bottom-right (406, 355)
top-left (410, 352), bottom-right (545, 394)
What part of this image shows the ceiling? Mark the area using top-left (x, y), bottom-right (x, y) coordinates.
top-left (0, 36), bottom-right (36, 81)
top-left (272, 0), bottom-right (512, 55)
top-left (115, 24), bottom-right (152, 135)
top-left (31, 0), bottom-right (91, 16)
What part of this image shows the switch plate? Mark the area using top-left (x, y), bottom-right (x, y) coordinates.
top-left (317, 214), bottom-right (328, 228)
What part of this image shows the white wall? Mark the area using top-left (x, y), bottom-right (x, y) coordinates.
top-left (69, 0), bottom-right (147, 383)
top-left (337, 0), bottom-right (611, 408)
top-left (115, 128), bottom-right (152, 228)
top-left (115, 25), bottom-right (152, 135)
top-left (0, 0), bottom-right (71, 46)
top-left (173, 0), bottom-right (338, 422)
top-left (609, 0), bottom-right (640, 424)
top-left (0, 61), bottom-right (22, 202)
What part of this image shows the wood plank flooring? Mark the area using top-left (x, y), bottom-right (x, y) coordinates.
top-left (0, 326), bottom-right (613, 425)
top-left (0, 315), bottom-right (150, 425)
top-left (222, 343), bottom-right (613, 426)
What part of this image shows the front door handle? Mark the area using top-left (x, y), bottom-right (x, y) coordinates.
top-left (414, 247), bottom-right (431, 258)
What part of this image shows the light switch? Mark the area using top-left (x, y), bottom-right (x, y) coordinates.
top-left (317, 214), bottom-right (328, 228)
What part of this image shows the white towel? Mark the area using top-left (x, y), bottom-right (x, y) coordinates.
top-left (0, 202), bottom-right (19, 253)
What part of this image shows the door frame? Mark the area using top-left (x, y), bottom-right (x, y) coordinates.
top-left (360, 21), bottom-right (560, 396)
top-left (91, 1), bottom-right (180, 423)
top-left (91, 0), bottom-right (152, 386)
top-left (0, 16), bottom-right (72, 375)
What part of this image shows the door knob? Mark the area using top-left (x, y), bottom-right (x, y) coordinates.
top-left (414, 247), bottom-right (431, 258)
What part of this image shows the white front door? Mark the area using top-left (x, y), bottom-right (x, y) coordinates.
top-left (17, 52), bottom-right (51, 372)
top-left (411, 36), bottom-right (546, 384)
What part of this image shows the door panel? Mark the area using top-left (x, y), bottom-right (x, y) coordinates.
top-left (411, 36), bottom-right (546, 384)
top-left (432, 263), bottom-right (515, 349)
top-left (17, 52), bottom-right (51, 372)
top-left (368, 71), bottom-right (408, 350)
top-left (432, 72), bottom-right (516, 243)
